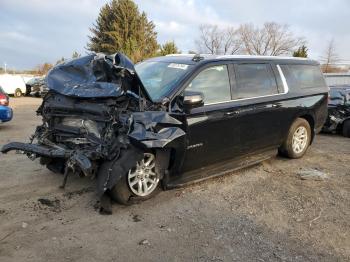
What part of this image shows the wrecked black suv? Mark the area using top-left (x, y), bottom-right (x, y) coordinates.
top-left (322, 85), bottom-right (350, 137)
top-left (1, 53), bottom-right (328, 208)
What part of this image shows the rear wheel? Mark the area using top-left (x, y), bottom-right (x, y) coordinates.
top-left (14, 88), bottom-right (22, 98)
top-left (342, 120), bottom-right (350, 138)
top-left (279, 118), bottom-right (311, 159)
top-left (110, 152), bottom-right (160, 205)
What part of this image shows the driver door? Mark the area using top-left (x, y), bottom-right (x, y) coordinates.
top-left (180, 64), bottom-right (240, 172)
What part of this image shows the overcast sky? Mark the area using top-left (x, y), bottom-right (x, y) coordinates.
top-left (0, 0), bottom-right (349, 70)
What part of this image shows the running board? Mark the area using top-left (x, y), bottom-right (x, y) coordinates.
top-left (166, 149), bottom-right (277, 189)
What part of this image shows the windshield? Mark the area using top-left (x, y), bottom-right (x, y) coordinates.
top-left (135, 61), bottom-right (193, 101)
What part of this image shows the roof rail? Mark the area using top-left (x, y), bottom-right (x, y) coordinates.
top-left (165, 54), bottom-right (194, 57)
top-left (192, 54), bottom-right (204, 62)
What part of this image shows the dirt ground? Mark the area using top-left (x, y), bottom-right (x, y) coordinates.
top-left (0, 97), bottom-right (349, 262)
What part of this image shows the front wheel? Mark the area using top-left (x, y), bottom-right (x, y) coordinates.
top-left (110, 152), bottom-right (160, 205)
top-left (279, 118), bottom-right (311, 159)
top-left (14, 88), bottom-right (22, 98)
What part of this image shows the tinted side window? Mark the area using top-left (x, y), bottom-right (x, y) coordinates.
top-left (0, 86), bottom-right (4, 93)
top-left (281, 64), bottom-right (326, 89)
top-left (233, 64), bottom-right (278, 99)
top-left (187, 65), bottom-right (231, 104)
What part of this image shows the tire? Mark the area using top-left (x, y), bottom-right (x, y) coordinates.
top-left (110, 152), bottom-right (161, 205)
top-left (279, 118), bottom-right (311, 159)
top-left (342, 120), bottom-right (350, 138)
top-left (14, 88), bottom-right (22, 98)
top-left (25, 85), bottom-right (31, 96)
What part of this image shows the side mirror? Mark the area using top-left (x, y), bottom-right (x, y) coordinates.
top-left (183, 90), bottom-right (204, 109)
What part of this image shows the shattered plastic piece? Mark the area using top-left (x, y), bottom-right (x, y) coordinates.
top-left (297, 169), bottom-right (328, 181)
top-left (139, 239), bottom-right (150, 246)
top-left (99, 194), bottom-right (112, 215)
top-left (96, 146), bottom-right (143, 197)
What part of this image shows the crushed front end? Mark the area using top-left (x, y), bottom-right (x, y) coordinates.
top-left (1, 53), bottom-right (186, 211)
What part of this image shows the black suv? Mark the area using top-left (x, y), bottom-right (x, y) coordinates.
top-left (1, 53), bottom-right (328, 209)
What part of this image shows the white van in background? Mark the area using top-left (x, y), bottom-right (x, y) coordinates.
top-left (0, 74), bottom-right (26, 97)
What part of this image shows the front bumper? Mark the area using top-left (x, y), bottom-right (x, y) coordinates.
top-left (1, 142), bottom-right (68, 157)
top-left (1, 142), bottom-right (93, 176)
top-left (0, 106), bottom-right (13, 123)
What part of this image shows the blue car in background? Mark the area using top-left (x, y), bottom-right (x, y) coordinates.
top-left (0, 85), bottom-right (13, 123)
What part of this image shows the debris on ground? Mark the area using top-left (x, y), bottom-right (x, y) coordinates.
top-left (21, 222), bottom-right (28, 229)
top-left (132, 214), bottom-right (142, 222)
top-left (63, 187), bottom-right (93, 199)
top-left (138, 239), bottom-right (150, 246)
top-left (37, 198), bottom-right (61, 212)
top-left (297, 169), bottom-right (329, 181)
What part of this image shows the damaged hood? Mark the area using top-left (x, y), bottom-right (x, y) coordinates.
top-left (46, 52), bottom-right (152, 101)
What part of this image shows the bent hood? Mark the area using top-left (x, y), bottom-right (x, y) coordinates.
top-left (46, 52), bottom-right (152, 101)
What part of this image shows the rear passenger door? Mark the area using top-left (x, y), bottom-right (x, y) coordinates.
top-left (232, 62), bottom-right (285, 154)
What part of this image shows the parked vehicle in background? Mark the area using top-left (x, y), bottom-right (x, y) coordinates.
top-left (26, 77), bottom-right (47, 97)
top-left (323, 73), bottom-right (350, 86)
top-left (1, 53), bottom-right (328, 208)
top-left (0, 74), bottom-right (26, 97)
top-left (322, 85), bottom-right (350, 137)
top-left (0, 85), bottom-right (13, 123)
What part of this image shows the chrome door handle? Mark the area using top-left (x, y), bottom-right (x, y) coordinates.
top-left (225, 111), bottom-right (239, 116)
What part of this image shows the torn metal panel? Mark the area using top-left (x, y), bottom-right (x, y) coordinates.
top-left (46, 52), bottom-right (151, 101)
top-left (128, 111), bottom-right (186, 148)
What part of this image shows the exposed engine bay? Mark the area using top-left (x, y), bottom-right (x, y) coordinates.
top-left (1, 53), bottom-right (186, 212)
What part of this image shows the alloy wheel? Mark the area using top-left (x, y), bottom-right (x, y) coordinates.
top-left (292, 126), bottom-right (308, 154)
top-left (127, 153), bottom-right (159, 197)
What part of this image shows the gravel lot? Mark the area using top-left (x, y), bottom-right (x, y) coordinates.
top-left (0, 97), bottom-right (349, 262)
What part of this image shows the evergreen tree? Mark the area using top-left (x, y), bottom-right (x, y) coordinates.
top-left (159, 41), bottom-right (180, 56)
top-left (293, 45), bottom-right (308, 58)
top-left (87, 0), bottom-right (159, 62)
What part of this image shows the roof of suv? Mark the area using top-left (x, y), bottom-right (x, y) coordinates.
top-left (145, 54), bottom-right (319, 65)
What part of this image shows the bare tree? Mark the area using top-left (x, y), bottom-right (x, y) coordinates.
top-left (195, 24), bottom-right (241, 55)
top-left (222, 26), bottom-right (242, 54)
top-left (238, 22), bottom-right (304, 56)
top-left (320, 39), bottom-right (339, 73)
top-left (195, 24), bottom-right (222, 54)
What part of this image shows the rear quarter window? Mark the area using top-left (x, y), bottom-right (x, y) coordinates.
top-left (233, 63), bottom-right (279, 99)
top-left (280, 64), bottom-right (326, 89)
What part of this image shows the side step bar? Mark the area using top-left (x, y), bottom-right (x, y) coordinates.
top-left (166, 149), bottom-right (277, 189)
